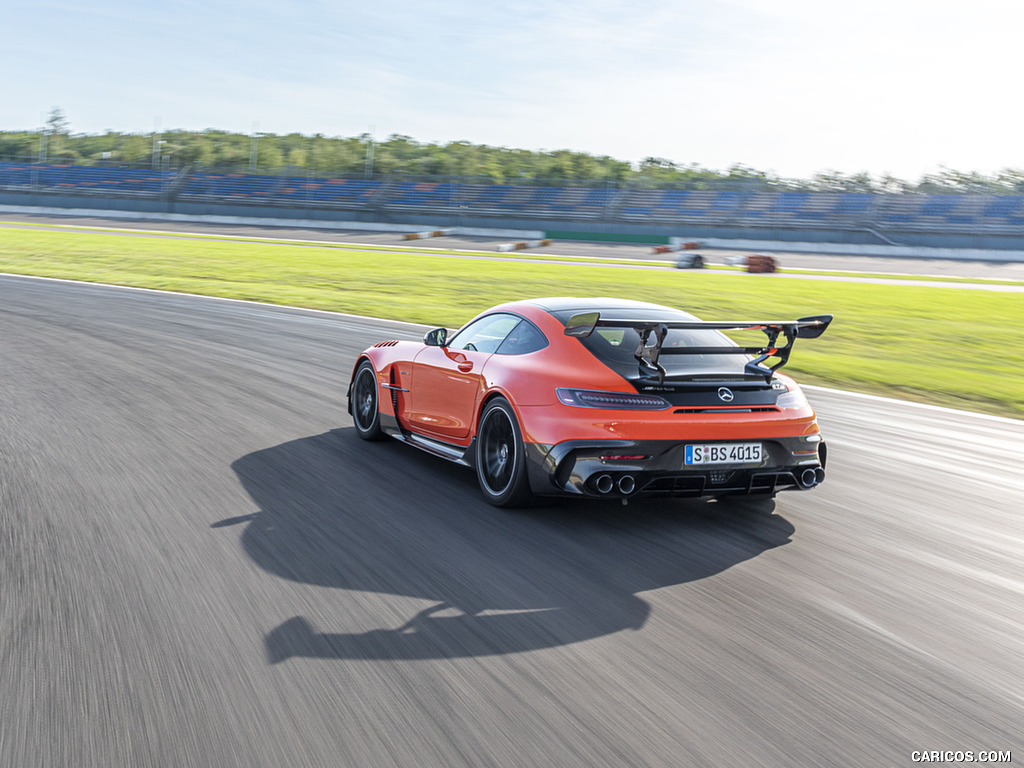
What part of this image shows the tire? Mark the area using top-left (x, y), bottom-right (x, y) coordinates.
top-left (475, 398), bottom-right (534, 507)
top-left (350, 360), bottom-right (384, 440)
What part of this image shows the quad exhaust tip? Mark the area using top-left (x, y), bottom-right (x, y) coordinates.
top-left (596, 474), bottom-right (614, 494)
top-left (618, 475), bottom-right (636, 494)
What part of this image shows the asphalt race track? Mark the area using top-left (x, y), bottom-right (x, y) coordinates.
top-left (2, 274), bottom-right (1021, 767)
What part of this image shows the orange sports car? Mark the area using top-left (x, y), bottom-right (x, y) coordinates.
top-left (348, 298), bottom-right (832, 507)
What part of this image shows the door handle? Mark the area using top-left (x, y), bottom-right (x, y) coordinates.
top-left (458, 361), bottom-right (473, 372)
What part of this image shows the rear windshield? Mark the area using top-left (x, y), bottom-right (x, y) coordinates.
top-left (553, 309), bottom-right (748, 377)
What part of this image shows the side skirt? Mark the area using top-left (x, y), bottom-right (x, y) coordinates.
top-left (381, 413), bottom-right (475, 467)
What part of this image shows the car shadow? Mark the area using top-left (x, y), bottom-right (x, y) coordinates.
top-left (225, 429), bottom-right (795, 663)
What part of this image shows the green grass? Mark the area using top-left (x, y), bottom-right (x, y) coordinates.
top-left (8, 221), bottom-right (1024, 285)
top-left (2, 225), bottom-right (1023, 419)
top-left (0, 221), bottom-right (669, 267)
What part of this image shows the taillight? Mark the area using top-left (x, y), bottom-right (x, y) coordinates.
top-left (775, 385), bottom-right (809, 409)
top-left (556, 388), bottom-right (671, 410)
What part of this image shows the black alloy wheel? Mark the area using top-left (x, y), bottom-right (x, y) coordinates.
top-left (351, 361), bottom-right (384, 440)
top-left (475, 398), bottom-right (534, 507)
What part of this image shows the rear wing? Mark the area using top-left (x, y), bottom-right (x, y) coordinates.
top-left (563, 312), bottom-right (833, 384)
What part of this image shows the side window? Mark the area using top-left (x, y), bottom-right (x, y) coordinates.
top-left (448, 313), bottom-right (521, 353)
top-left (496, 320), bottom-right (548, 355)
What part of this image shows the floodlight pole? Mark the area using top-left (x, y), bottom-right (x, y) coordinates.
top-left (365, 127), bottom-right (374, 178)
top-left (38, 112), bottom-right (47, 163)
top-left (249, 121), bottom-right (260, 172)
top-left (152, 117), bottom-right (161, 170)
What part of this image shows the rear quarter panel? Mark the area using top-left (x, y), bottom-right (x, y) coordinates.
top-left (482, 310), bottom-right (821, 447)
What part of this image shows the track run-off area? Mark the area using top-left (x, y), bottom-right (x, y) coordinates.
top-left (1, 273), bottom-right (1021, 767)
top-left (5, 213), bottom-right (1024, 289)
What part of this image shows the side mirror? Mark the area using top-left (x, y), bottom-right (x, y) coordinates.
top-left (423, 327), bottom-right (448, 347)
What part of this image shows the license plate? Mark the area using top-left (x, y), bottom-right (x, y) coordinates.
top-left (685, 443), bottom-right (762, 465)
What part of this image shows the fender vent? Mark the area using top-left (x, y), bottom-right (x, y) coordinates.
top-left (373, 340), bottom-right (400, 347)
top-left (389, 368), bottom-right (400, 411)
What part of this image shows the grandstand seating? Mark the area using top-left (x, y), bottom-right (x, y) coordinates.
top-left (179, 171), bottom-right (381, 205)
top-left (834, 193), bottom-right (873, 215)
top-left (379, 182), bottom-right (622, 219)
top-left (3, 159), bottom-right (1024, 235)
top-left (385, 181), bottom-right (458, 207)
top-left (0, 161), bottom-right (174, 195)
top-left (982, 196), bottom-right (1024, 222)
top-left (619, 189), bottom-right (749, 222)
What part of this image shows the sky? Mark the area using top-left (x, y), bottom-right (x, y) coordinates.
top-left (3, 0), bottom-right (1022, 180)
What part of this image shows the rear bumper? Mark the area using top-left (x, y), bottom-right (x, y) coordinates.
top-left (525, 436), bottom-right (827, 499)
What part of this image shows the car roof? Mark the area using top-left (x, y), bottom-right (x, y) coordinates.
top-left (513, 297), bottom-right (699, 320)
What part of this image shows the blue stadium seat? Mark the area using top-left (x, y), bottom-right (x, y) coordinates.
top-left (7, 161), bottom-right (1024, 237)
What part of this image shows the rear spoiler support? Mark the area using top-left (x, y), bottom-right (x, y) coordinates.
top-left (564, 312), bottom-right (833, 385)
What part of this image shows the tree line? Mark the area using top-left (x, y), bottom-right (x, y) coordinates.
top-left (2, 109), bottom-right (1023, 194)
